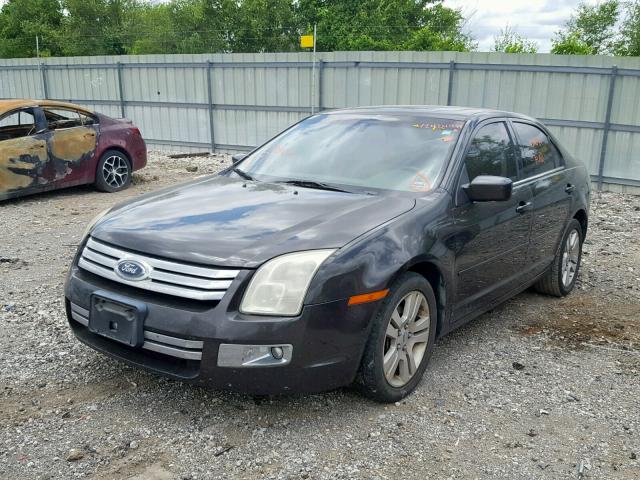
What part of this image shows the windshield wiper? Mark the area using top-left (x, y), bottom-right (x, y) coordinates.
top-left (277, 179), bottom-right (355, 194)
top-left (232, 167), bottom-right (254, 181)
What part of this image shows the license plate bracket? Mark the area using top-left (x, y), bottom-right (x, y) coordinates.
top-left (89, 291), bottom-right (147, 348)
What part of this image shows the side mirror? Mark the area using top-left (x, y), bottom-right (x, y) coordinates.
top-left (462, 175), bottom-right (512, 202)
top-left (231, 153), bottom-right (247, 164)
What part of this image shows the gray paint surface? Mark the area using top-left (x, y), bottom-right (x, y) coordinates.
top-left (1, 51), bottom-right (639, 191)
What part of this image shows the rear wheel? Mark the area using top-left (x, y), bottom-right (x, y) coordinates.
top-left (95, 150), bottom-right (131, 193)
top-left (534, 219), bottom-right (583, 297)
top-left (356, 272), bottom-right (437, 403)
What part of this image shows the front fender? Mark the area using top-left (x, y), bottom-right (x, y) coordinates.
top-left (306, 191), bottom-right (455, 310)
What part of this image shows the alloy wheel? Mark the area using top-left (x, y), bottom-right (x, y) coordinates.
top-left (383, 291), bottom-right (431, 387)
top-left (561, 229), bottom-right (580, 287)
top-left (102, 155), bottom-right (129, 189)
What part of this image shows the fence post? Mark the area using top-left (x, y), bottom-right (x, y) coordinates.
top-left (206, 61), bottom-right (215, 153)
top-left (40, 62), bottom-right (49, 99)
top-left (446, 60), bottom-right (455, 106)
top-left (597, 65), bottom-right (618, 191)
top-left (317, 59), bottom-right (324, 112)
top-left (116, 62), bottom-right (126, 118)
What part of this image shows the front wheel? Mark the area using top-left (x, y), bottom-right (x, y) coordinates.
top-left (95, 150), bottom-right (132, 193)
top-left (356, 272), bottom-right (437, 403)
top-left (534, 218), bottom-right (583, 297)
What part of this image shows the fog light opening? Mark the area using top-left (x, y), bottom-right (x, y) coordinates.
top-left (271, 346), bottom-right (284, 360)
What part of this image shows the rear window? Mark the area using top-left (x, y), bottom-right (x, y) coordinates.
top-left (44, 108), bottom-right (96, 130)
top-left (513, 122), bottom-right (562, 178)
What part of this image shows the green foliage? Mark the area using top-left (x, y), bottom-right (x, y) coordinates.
top-left (551, 0), bottom-right (619, 55)
top-left (0, 0), bottom-right (476, 57)
top-left (2, 0), bottom-right (640, 58)
top-left (493, 26), bottom-right (538, 54)
top-left (616, 1), bottom-right (640, 56)
top-left (551, 32), bottom-right (594, 55)
top-left (402, 4), bottom-right (476, 51)
top-left (296, 0), bottom-right (474, 52)
top-left (61, 0), bottom-right (140, 56)
top-left (232, 0), bottom-right (298, 52)
top-left (0, 0), bottom-right (64, 57)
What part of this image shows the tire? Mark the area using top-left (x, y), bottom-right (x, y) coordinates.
top-left (356, 272), bottom-right (437, 403)
top-left (534, 218), bottom-right (583, 297)
top-left (95, 150), bottom-right (132, 193)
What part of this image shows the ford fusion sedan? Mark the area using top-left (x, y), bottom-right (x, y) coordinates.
top-left (65, 106), bottom-right (590, 402)
top-left (0, 99), bottom-right (146, 201)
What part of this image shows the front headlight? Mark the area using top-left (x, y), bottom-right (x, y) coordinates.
top-left (81, 208), bottom-right (111, 239)
top-left (240, 249), bottom-right (336, 316)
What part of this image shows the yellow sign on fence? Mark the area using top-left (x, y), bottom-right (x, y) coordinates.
top-left (300, 35), bottom-right (314, 48)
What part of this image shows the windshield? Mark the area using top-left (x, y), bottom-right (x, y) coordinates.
top-left (237, 113), bottom-right (464, 193)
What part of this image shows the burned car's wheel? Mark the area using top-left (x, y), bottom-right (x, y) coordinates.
top-left (534, 218), bottom-right (583, 297)
top-left (95, 150), bottom-right (132, 193)
top-left (356, 272), bottom-right (437, 403)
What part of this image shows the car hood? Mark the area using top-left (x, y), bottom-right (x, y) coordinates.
top-left (91, 176), bottom-right (416, 268)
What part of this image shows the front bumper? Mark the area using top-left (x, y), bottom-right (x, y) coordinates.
top-left (65, 265), bottom-right (377, 395)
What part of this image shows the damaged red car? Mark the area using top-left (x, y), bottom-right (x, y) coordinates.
top-left (0, 99), bottom-right (146, 201)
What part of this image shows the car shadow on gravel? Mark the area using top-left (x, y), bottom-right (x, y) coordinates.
top-left (0, 184), bottom-right (101, 206)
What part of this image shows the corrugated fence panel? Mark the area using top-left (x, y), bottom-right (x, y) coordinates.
top-left (213, 109), bottom-right (305, 148)
top-left (606, 132), bottom-right (640, 181)
top-left (46, 66), bottom-right (119, 101)
top-left (546, 126), bottom-right (604, 177)
top-left (0, 61), bottom-right (41, 98)
top-left (1, 51), bottom-right (639, 190)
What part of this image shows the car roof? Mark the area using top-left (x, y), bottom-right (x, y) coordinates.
top-left (325, 105), bottom-right (539, 123)
top-left (0, 99), bottom-right (93, 117)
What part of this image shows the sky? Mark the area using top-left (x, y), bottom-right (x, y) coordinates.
top-left (443, 0), bottom-right (594, 52)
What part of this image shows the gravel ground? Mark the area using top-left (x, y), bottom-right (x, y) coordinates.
top-left (1, 152), bottom-right (639, 480)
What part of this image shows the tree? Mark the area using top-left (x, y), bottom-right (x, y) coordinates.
top-left (232, 0), bottom-right (298, 53)
top-left (493, 26), bottom-right (538, 53)
top-left (551, 32), bottom-right (593, 55)
top-left (1, 0), bottom-right (478, 58)
top-left (551, 0), bottom-right (619, 55)
top-left (60, 0), bottom-right (142, 56)
top-left (617, 0), bottom-right (640, 56)
top-left (0, 0), bottom-right (64, 58)
top-left (403, 3), bottom-right (476, 51)
top-left (296, 0), bottom-right (475, 52)
top-left (128, 0), bottom-right (237, 55)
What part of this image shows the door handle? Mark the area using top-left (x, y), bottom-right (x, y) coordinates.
top-left (565, 184), bottom-right (576, 194)
top-left (515, 201), bottom-right (532, 214)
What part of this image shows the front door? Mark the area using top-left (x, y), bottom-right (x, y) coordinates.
top-left (42, 106), bottom-right (99, 187)
top-left (450, 121), bottom-right (533, 320)
top-left (0, 107), bottom-right (49, 199)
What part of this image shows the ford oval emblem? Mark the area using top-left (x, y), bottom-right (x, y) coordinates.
top-left (114, 259), bottom-right (150, 281)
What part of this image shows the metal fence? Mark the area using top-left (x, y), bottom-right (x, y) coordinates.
top-left (1, 51), bottom-right (640, 192)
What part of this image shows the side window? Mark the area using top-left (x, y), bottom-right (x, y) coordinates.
top-left (513, 122), bottom-right (561, 178)
top-left (464, 122), bottom-right (518, 181)
top-left (79, 111), bottom-right (97, 126)
top-left (0, 109), bottom-right (37, 141)
top-left (44, 108), bottom-right (83, 130)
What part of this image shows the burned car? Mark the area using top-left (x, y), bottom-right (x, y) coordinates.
top-left (0, 100), bottom-right (146, 201)
top-left (65, 106), bottom-right (590, 402)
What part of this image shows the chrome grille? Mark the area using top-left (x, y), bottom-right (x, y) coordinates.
top-left (70, 302), bottom-right (203, 361)
top-left (78, 237), bottom-right (240, 301)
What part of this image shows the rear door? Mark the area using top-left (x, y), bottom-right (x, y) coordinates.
top-left (510, 121), bottom-right (571, 275)
top-left (451, 120), bottom-right (533, 320)
top-left (0, 107), bottom-right (49, 198)
top-left (42, 107), bottom-right (99, 186)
